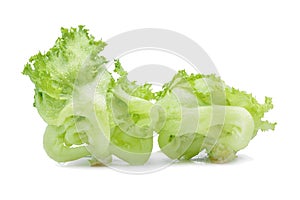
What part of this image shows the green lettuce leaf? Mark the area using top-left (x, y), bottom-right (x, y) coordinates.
top-left (156, 70), bottom-right (276, 163)
top-left (108, 60), bottom-right (158, 165)
top-left (23, 26), bottom-right (112, 163)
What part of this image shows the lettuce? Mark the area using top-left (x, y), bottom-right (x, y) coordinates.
top-left (23, 26), bottom-right (157, 165)
top-left (23, 26), bottom-right (275, 165)
top-left (155, 70), bottom-right (276, 163)
top-left (108, 61), bottom-right (159, 165)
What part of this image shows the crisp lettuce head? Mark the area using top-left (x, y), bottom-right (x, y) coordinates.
top-left (23, 26), bottom-right (276, 165)
top-left (23, 28), bottom-right (158, 165)
top-left (156, 70), bottom-right (276, 163)
top-left (23, 26), bottom-right (112, 163)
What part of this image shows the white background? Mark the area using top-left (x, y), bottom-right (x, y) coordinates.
top-left (0, 0), bottom-right (299, 199)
